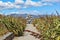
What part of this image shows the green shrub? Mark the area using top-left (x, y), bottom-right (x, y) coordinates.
top-left (32, 15), bottom-right (60, 40)
top-left (0, 15), bottom-right (26, 36)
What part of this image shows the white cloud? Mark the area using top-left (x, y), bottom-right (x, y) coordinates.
top-left (0, 0), bottom-right (54, 10)
top-left (9, 10), bottom-right (40, 15)
top-left (25, 0), bottom-right (43, 6)
top-left (24, 0), bottom-right (53, 7)
top-left (15, 0), bottom-right (24, 4)
top-left (43, 3), bottom-right (53, 6)
top-left (0, 1), bottom-right (21, 10)
top-left (42, 0), bottom-right (60, 2)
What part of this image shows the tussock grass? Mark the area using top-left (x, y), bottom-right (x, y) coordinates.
top-left (32, 14), bottom-right (60, 40)
top-left (0, 15), bottom-right (26, 36)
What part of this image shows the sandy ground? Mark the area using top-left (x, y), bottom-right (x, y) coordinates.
top-left (13, 24), bottom-right (40, 40)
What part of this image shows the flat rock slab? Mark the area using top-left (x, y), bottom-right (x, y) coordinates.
top-left (0, 32), bottom-right (13, 40)
top-left (25, 24), bottom-right (40, 34)
top-left (13, 35), bottom-right (39, 40)
top-left (13, 24), bottom-right (40, 40)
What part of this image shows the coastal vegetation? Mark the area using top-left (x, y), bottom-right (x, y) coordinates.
top-left (0, 14), bottom-right (26, 36)
top-left (32, 14), bottom-right (60, 40)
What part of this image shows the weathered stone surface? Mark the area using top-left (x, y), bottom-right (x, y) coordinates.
top-left (0, 32), bottom-right (14, 40)
top-left (13, 24), bottom-right (40, 40)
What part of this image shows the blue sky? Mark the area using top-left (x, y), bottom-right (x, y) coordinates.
top-left (0, 0), bottom-right (60, 15)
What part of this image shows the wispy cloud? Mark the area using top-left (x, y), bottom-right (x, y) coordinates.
top-left (0, 0), bottom-right (60, 15)
top-left (25, 0), bottom-right (42, 6)
top-left (15, 0), bottom-right (24, 4)
top-left (24, 0), bottom-right (53, 7)
top-left (6, 10), bottom-right (40, 15)
top-left (0, 0), bottom-right (54, 10)
top-left (0, 1), bottom-right (21, 10)
top-left (42, 0), bottom-right (60, 2)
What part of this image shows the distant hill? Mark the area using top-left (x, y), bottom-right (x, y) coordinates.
top-left (7, 14), bottom-right (39, 18)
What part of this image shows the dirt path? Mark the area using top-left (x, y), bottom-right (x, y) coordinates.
top-left (13, 24), bottom-right (40, 40)
top-left (25, 24), bottom-right (40, 33)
